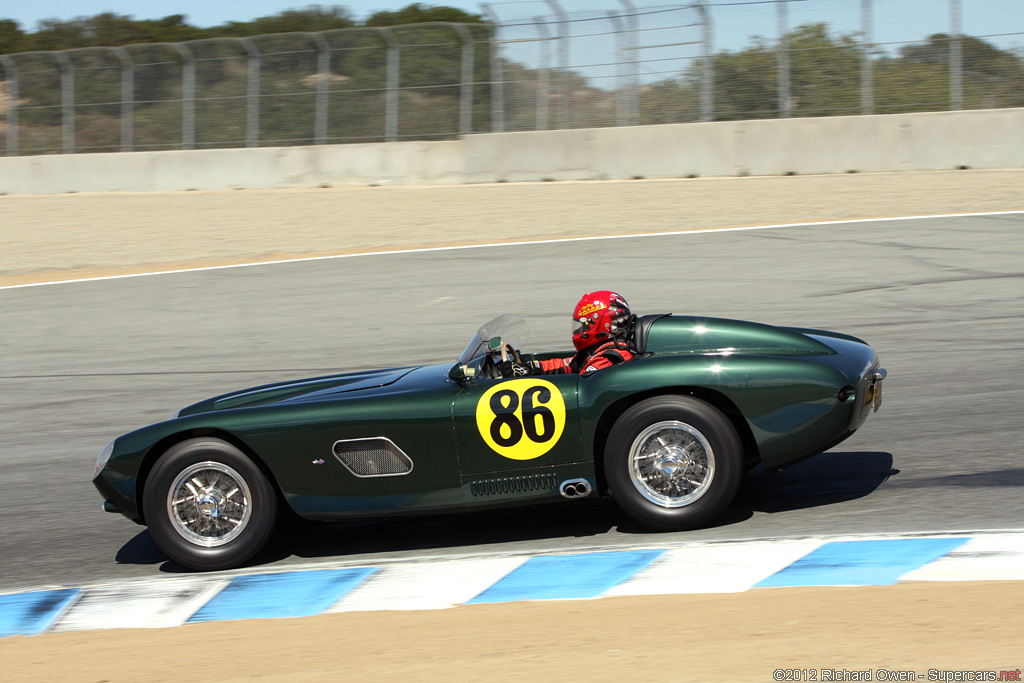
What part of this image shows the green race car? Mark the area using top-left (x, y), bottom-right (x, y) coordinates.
top-left (93, 313), bottom-right (886, 571)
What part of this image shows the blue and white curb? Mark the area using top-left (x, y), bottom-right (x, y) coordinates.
top-left (3, 531), bottom-right (1023, 638)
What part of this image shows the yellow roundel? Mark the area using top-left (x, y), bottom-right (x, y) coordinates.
top-left (475, 379), bottom-right (567, 460)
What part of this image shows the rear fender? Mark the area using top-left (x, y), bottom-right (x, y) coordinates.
top-left (589, 386), bottom-right (759, 495)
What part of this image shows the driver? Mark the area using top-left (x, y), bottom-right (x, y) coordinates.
top-left (500, 291), bottom-right (636, 376)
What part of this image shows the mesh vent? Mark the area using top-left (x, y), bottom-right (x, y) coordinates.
top-left (332, 438), bottom-right (413, 478)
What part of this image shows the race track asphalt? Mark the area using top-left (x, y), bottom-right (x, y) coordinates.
top-left (1, 212), bottom-right (1022, 592)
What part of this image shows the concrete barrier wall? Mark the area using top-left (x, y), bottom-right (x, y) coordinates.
top-left (1, 108), bottom-right (1021, 195)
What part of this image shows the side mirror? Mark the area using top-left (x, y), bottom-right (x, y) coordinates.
top-left (449, 363), bottom-right (476, 382)
top-left (487, 336), bottom-right (503, 351)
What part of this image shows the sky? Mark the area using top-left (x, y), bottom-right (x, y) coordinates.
top-left (2, 0), bottom-right (1023, 55)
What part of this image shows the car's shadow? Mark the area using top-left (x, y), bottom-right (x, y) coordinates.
top-left (739, 450), bottom-right (898, 514)
top-left (116, 450), bottom-right (896, 572)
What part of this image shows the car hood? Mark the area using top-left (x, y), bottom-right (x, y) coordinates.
top-left (176, 366), bottom-right (421, 417)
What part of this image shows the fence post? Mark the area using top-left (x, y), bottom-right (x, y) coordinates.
top-left (695, 0), bottom-right (714, 122)
top-left (534, 17), bottom-right (552, 131)
top-left (545, 0), bottom-right (570, 129)
top-left (238, 38), bottom-right (260, 148)
top-left (378, 28), bottom-right (400, 142)
top-left (113, 47), bottom-right (134, 152)
top-left (616, 0), bottom-right (640, 125)
top-left (777, 0), bottom-right (791, 118)
top-left (175, 43), bottom-right (196, 150)
top-left (949, 0), bottom-right (963, 110)
top-left (481, 4), bottom-right (504, 134)
top-left (0, 55), bottom-right (18, 156)
top-left (451, 23), bottom-right (475, 136)
top-left (608, 11), bottom-right (628, 127)
top-left (861, 0), bottom-right (874, 115)
top-left (54, 52), bottom-right (75, 153)
top-left (310, 32), bottom-right (331, 146)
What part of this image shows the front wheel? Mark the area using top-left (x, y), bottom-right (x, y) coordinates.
top-left (143, 438), bottom-right (277, 571)
top-left (604, 396), bottom-right (742, 531)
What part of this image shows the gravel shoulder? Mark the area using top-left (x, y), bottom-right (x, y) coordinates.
top-left (2, 582), bottom-right (1021, 681)
top-left (2, 169), bottom-right (1022, 287)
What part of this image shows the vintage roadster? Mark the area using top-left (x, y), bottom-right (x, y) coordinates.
top-left (93, 313), bottom-right (885, 570)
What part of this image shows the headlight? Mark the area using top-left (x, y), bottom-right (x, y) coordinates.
top-left (93, 439), bottom-right (116, 480)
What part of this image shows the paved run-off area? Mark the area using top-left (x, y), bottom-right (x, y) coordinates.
top-left (1, 170), bottom-right (1022, 680)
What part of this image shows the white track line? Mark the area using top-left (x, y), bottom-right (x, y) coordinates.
top-left (3, 210), bottom-right (1021, 292)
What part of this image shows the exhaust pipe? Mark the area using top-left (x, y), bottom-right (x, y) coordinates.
top-left (559, 478), bottom-right (592, 499)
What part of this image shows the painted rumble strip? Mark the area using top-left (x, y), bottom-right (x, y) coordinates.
top-left (0, 589), bottom-right (80, 638)
top-left (468, 549), bottom-right (667, 603)
top-left (188, 568), bottom-right (378, 623)
top-left (754, 538), bottom-right (971, 588)
top-left (2, 532), bottom-right (1023, 638)
top-left (54, 577), bottom-right (230, 632)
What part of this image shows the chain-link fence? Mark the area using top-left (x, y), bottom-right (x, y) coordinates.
top-left (0, 23), bottom-right (492, 155)
top-left (2, 0), bottom-right (1022, 156)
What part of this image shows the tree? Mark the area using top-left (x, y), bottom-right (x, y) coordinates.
top-left (638, 79), bottom-right (697, 125)
top-left (23, 13), bottom-right (206, 51)
top-left (365, 3), bottom-right (483, 27)
top-left (1, 5), bottom-right (496, 151)
top-left (218, 6), bottom-right (355, 37)
top-left (0, 7), bottom-right (358, 54)
top-left (708, 38), bottom-right (779, 120)
top-left (901, 33), bottom-right (1014, 75)
top-left (661, 23), bottom-right (1024, 121)
top-left (881, 33), bottom-right (1024, 110)
top-left (700, 23), bottom-right (863, 121)
top-left (0, 19), bottom-right (27, 54)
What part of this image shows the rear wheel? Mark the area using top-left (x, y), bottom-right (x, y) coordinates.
top-left (143, 438), bottom-right (277, 571)
top-left (604, 396), bottom-right (742, 531)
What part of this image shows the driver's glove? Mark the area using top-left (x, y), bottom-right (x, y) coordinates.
top-left (498, 360), bottom-right (538, 377)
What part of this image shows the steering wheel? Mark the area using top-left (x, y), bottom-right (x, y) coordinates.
top-left (499, 341), bottom-right (521, 365)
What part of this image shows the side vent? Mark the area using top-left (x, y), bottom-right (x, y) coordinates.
top-left (333, 438), bottom-right (413, 478)
top-left (469, 473), bottom-right (559, 497)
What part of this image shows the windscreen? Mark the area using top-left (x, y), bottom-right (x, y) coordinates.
top-left (455, 314), bottom-right (530, 366)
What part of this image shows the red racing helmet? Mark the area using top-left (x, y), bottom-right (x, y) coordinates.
top-left (572, 291), bottom-right (632, 352)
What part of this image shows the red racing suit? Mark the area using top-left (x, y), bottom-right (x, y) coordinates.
top-left (532, 339), bottom-right (635, 375)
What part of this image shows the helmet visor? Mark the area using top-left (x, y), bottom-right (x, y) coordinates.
top-left (572, 315), bottom-right (594, 337)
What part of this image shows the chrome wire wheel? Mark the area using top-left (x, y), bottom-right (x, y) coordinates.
top-left (167, 461), bottom-right (253, 547)
top-left (627, 420), bottom-right (715, 508)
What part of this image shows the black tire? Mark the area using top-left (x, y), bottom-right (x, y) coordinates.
top-left (604, 395), bottom-right (742, 531)
top-left (143, 437), bottom-right (277, 571)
